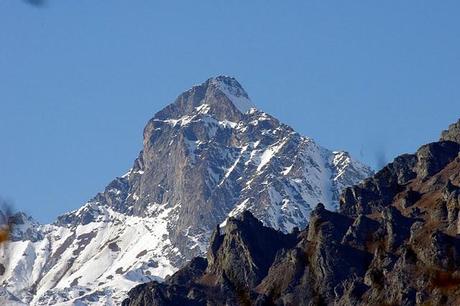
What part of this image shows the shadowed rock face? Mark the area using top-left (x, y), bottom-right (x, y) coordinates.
top-left (123, 118), bottom-right (460, 306)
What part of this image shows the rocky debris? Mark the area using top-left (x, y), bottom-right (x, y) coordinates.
top-left (124, 118), bottom-right (460, 306)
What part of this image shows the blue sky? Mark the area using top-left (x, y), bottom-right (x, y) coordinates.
top-left (1, 1), bottom-right (459, 223)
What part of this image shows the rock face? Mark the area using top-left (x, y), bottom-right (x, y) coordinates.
top-left (0, 76), bottom-right (371, 305)
top-left (441, 118), bottom-right (460, 144)
top-left (123, 118), bottom-right (460, 306)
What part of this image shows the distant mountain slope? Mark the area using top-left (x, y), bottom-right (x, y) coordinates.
top-left (122, 118), bottom-right (460, 306)
top-left (0, 76), bottom-right (372, 305)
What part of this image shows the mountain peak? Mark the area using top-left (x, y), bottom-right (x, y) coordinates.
top-left (207, 75), bottom-right (255, 113)
top-left (154, 76), bottom-right (255, 122)
top-left (2, 76), bottom-right (373, 305)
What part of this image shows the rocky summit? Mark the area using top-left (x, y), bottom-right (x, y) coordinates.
top-left (0, 76), bottom-right (371, 305)
top-left (123, 118), bottom-right (460, 306)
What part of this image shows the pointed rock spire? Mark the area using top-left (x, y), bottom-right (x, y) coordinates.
top-left (154, 76), bottom-right (255, 122)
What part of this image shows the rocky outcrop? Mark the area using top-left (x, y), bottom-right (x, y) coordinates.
top-left (441, 118), bottom-right (460, 144)
top-left (124, 118), bottom-right (460, 306)
top-left (339, 140), bottom-right (459, 218)
top-left (122, 211), bottom-right (298, 306)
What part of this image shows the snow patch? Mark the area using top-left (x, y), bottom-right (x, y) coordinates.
top-left (257, 140), bottom-right (287, 172)
top-left (210, 77), bottom-right (255, 113)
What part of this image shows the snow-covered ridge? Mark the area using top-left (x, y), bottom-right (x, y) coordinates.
top-left (0, 204), bottom-right (179, 305)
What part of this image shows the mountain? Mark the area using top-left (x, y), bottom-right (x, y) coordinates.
top-left (0, 76), bottom-right (372, 305)
top-left (122, 118), bottom-right (460, 306)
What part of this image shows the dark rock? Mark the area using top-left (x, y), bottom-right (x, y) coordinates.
top-left (400, 188), bottom-right (421, 208)
top-left (339, 155), bottom-right (412, 218)
top-left (205, 211), bottom-right (297, 288)
top-left (415, 141), bottom-right (459, 179)
top-left (432, 200), bottom-right (448, 223)
top-left (382, 206), bottom-right (414, 251)
top-left (342, 214), bottom-right (380, 250)
top-left (165, 257), bottom-right (207, 287)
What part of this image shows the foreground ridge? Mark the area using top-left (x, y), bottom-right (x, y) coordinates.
top-left (123, 118), bottom-right (460, 306)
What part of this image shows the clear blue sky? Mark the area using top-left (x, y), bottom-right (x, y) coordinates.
top-left (1, 1), bottom-right (459, 223)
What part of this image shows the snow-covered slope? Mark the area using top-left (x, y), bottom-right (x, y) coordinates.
top-left (0, 76), bottom-right (373, 305)
top-left (1, 208), bottom-right (175, 305)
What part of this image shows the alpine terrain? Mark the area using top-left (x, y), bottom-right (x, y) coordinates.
top-left (0, 76), bottom-right (372, 305)
top-left (123, 118), bottom-right (460, 306)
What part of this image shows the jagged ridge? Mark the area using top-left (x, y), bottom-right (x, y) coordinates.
top-left (123, 118), bottom-right (460, 306)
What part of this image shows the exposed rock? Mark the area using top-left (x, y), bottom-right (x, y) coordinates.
top-left (440, 118), bottom-right (460, 144)
top-left (124, 117), bottom-right (460, 306)
top-left (382, 206), bottom-right (414, 251)
top-left (399, 188), bottom-right (421, 208)
top-left (205, 211), bottom-right (297, 289)
top-left (8, 212), bottom-right (43, 242)
top-left (342, 214), bottom-right (379, 250)
top-left (415, 141), bottom-right (460, 179)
